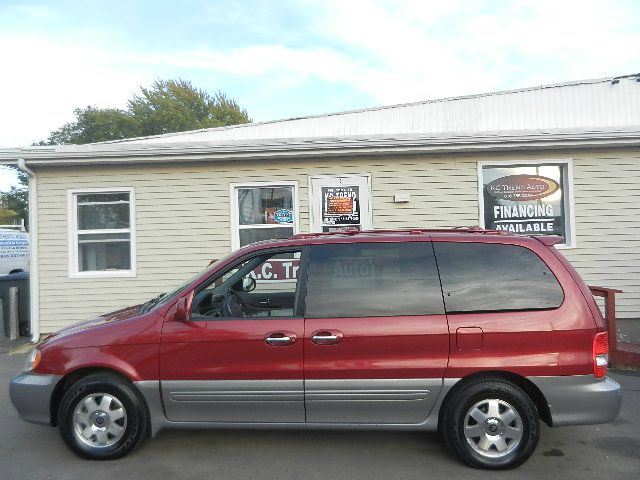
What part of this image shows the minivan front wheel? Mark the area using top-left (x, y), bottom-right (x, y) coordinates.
top-left (58, 373), bottom-right (148, 460)
top-left (443, 379), bottom-right (539, 469)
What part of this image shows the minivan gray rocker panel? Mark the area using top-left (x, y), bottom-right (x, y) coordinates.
top-left (134, 375), bottom-right (621, 437)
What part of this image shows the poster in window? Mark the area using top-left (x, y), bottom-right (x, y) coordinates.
top-left (482, 164), bottom-right (567, 240)
top-left (237, 186), bottom-right (293, 225)
top-left (264, 207), bottom-right (294, 224)
top-left (321, 186), bottom-right (360, 228)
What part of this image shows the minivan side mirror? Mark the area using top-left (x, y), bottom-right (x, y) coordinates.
top-left (174, 297), bottom-right (190, 322)
top-left (241, 276), bottom-right (256, 292)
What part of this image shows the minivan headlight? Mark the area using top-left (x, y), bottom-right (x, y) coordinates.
top-left (24, 348), bottom-right (42, 372)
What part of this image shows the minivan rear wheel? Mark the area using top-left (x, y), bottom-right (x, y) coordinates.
top-left (58, 373), bottom-right (148, 460)
top-left (442, 379), bottom-right (539, 469)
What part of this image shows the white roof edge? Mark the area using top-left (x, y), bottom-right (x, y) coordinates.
top-left (2, 127), bottom-right (639, 166)
top-left (92, 73), bottom-right (640, 145)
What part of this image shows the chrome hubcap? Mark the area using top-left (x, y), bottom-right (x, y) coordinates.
top-left (73, 393), bottom-right (127, 448)
top-left (463, 398), bottom-right (523, 458)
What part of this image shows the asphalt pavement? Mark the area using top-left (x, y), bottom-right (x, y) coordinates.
top-left (0, 352), bottom-right (638, 480)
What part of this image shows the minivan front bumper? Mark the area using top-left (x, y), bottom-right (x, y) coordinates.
top-left (530, 375), bottom-right (622, 426)
top-left (10, 373), bottom-right (61, 425)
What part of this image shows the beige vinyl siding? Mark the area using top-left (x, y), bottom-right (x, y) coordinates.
top-left (563, 153), bottom-right (640, 318)
top-left (35, 150), bottom-right (639, 332)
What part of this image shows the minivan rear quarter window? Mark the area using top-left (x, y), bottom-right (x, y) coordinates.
top-left (433, 242), bottom-right (563, 313)
top-left (305, 242), bottom-right (444, 318)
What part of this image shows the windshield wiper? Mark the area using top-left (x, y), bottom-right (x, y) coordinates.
top-left (140, 293), bottom-right (166, 313)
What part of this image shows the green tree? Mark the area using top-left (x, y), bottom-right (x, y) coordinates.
top-left (0, 168), bottom-right (28, 226)
top-left (0, 206), bottom-right (19, 223)
top-left (47, 107), bottom-right (138, 145)
top-left (45, 79), bottom-right (251, 144)
top-left (129, 79), bottom-right (251, 136)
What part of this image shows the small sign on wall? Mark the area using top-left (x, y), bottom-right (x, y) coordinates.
top-left (321, 185), bottom-right (360, 226)
top-left (310, 175), bottom-right (372, 233)
top-left (264, 208), bottom-right (294, 224)
top-left (0, 231), bottom-right (30, 274)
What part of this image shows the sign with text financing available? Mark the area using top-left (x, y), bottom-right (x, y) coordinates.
top-left (481, 164), bottom-right (568, 241)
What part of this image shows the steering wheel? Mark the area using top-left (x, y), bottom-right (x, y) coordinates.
top-left (200, 293), bottom-right (226, 317)
top-left (225, 288), bottom-right (244, 317)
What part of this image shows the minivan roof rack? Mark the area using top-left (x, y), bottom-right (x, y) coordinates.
top-left (290, 226), bottom-right (509, 239)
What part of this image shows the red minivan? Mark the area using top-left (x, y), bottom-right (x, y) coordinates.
top-left (10, 229), bottom-right (621, 469)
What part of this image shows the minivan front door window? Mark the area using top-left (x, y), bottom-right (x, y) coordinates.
top-left (192, 250), bottom-right (303, 319)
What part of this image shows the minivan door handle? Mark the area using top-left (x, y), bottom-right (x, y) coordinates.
top-left (311, 329), bottom-right (343, 345)
top-left (265, 331), bottom-right (296, 346)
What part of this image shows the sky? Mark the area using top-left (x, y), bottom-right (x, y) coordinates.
top-left (0, 0), bottom-right (639, 189)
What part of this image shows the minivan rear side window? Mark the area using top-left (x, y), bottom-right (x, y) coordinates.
top-left (433, 242), bottom-right (564, 313)
top-left (305, 242), bottom-right (444, 318)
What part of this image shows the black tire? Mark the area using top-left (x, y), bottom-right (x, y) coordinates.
top-left (58, 373), bottom-right (149, 460)
top-left (442, 378), bottom-right (539, 470)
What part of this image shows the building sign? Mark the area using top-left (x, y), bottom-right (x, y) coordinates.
top-left (486, 175), bottom-right (559, 201)
top-left (333, 257), bottom-right (374, 278)
top-left (321, 186), bottom-right (360, 229)
top-left (0, 231), bottom-right (30, 274)
top-left (481, 163), bottom-right (571, 243)
top-left (273, 208), bottom-right (293, 224)
top-left (250, 259), bottom-right (299, 282)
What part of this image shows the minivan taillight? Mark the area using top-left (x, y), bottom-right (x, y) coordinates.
top-left (593, 332), bottom-right (609, 378)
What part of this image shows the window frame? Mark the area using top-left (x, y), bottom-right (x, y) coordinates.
top-left (67, 187), bottom-right (136, 278)
top-left (477, 159), bottom-right (576, 248)
top-left (229, 181), bottom-right (300, 251)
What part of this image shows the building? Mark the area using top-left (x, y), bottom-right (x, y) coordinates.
top-left (1, 74), bottom-right (639, 339)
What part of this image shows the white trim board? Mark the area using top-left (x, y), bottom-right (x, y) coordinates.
top-left (4, 128), bottom-right (640, 166)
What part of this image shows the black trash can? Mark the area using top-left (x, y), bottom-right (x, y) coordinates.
top-left (0, 271), bottom-right (30, 337)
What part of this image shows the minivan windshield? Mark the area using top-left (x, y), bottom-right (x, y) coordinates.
top-left (139, 252), bottom-right (235, 313)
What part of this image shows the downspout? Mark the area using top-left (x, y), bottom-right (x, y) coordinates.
top-left (17, 159), bottom-right (39, 343)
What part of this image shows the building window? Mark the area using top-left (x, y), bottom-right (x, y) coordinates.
top-left (69, 188), bottom-right (135, 277)
top-left (478, 160), bottom-right (574, 247)
top-left (231, 182), bottom-right (298, 250)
